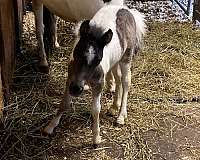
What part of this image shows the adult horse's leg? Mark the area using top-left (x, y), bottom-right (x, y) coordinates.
top-left (32, 0), bottom-right (49, 73)
top-left (43, 6), bottom-right (59, 54)
top-left (91, 83), bottom-right (103, 147)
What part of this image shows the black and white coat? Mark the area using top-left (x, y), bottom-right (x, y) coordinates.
top-left (44, 5), bottom-right (146, 147)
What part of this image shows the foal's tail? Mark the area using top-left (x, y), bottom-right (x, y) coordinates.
top-left (130, 9), bottom-right (146, 50)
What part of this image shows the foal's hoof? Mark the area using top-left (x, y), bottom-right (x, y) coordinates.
top-left (106, 108), bottom-right (116, 117)
top-left (83, 84), bottom-right (90, 91)
top-left (55, 41), bottom-right (60, 48)
top-left (116, 117), bottom-right (125, 125)
top-left (93, 136), bottom-right (101, 148)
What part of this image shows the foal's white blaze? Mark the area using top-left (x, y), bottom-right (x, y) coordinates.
top-left (87, 46), bottom-right (96, 65)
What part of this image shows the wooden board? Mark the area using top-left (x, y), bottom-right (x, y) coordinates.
top-left (0, 0), bottom-right (16, 95)
top-left (0, 0), bottom-right (23, 114)
top-left (0, 65), bottom-right (3, 117)
top-left (0, 15), bottom-right (3, 117)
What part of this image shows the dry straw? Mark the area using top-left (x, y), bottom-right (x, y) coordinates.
top-left (0, 12), bottom-right (200, 160)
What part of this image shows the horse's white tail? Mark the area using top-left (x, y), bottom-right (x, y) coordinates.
top-left (130, 9), bottom-right (146, 50)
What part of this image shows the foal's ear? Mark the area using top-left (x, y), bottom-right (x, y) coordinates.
top-left (80, 20), bottom-right (90, 36)
top-left (100, 29), bottom-right (113, 46)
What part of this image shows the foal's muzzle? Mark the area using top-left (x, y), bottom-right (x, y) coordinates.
top-left (69, 82), bottom-right (84, 97)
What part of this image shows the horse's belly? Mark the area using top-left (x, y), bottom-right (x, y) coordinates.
top-left (41, 0), bottom-right (104, 22)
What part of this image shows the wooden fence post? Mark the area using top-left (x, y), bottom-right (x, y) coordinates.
top-left (0, 0), bottom-right (22, 114)
top-left (0, 0), bottom-right (16, 95)
top-left (0, 66), bottom-right (3, 117)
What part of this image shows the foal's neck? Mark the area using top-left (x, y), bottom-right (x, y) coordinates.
top-left (100, 33), bottom-right (122, 75)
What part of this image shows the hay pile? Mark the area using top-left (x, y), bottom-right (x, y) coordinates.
top-left (0, 11), bottom-right (200, 160)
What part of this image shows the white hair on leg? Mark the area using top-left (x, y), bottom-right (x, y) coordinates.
top-left (91, 91), bottom-right (102, 145)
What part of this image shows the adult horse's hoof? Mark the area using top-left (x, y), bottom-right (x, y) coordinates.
top-left (41, 129), bottom-right (49, 137)
top-left (42, 125), bottom-right (54, 136)
top-left (32, 58), bottom-right (50, 74)
top-left (37, 64), bottom-right (50, 74)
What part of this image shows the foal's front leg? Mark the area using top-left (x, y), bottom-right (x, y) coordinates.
top-left (43, 82), bottom-right (71, 134)
top-left (43, 61), bottom-right (73, 134)
top-left (106, 71), bottom-right (115, 92)
top-left (91, 84), bottom-right (103, 146)
top-left (32, 0), bottom-right (49, 73)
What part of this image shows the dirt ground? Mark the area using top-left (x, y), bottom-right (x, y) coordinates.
top-left (0, 9), bottom-right (200, 160)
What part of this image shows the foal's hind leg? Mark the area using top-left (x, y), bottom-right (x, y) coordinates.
top-left (108, 64), bottom-right (122, 116)
top-left (32, 0), bottom-right (49, 73)
top-left (117, 62), bottom-right (131, 125)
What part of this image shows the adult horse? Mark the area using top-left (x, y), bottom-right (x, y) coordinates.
top-left (30, 0), bottom-right (124, 72)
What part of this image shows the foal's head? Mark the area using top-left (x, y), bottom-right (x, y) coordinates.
top-left (69, 20), bottom-right (113, 97)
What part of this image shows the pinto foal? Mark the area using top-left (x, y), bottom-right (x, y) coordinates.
top-left (43, 5), bottom-right (146, 146)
